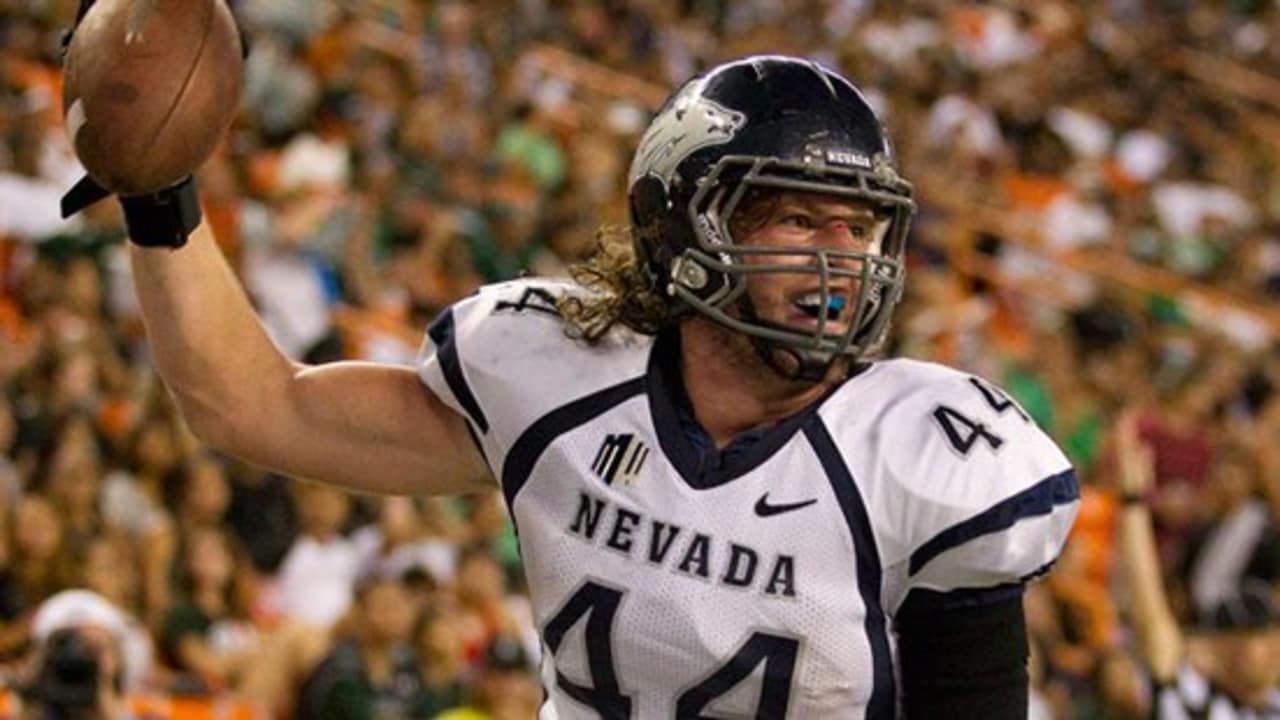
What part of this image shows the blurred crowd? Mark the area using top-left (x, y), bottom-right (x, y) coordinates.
top-left (1, 0), bottom-right (1279, 718)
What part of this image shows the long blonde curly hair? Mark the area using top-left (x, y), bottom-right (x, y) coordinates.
top-left (557, 226), bottom-right (675, 342)
top-left (558, 192), bottom-right (783, 343)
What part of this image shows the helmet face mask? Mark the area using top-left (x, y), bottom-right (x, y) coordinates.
top-left (628, 56), bottom-right (916, 377)
top-left (680, 155), bottom-right (912, 363)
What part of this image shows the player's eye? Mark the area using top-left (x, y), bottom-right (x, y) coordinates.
top-left (777, 213), bottom-right (814, 229)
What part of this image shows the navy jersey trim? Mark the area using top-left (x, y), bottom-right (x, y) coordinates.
top-left (908, 469), bottom-right (1079, 576)
top-left (899, 559), bottom-right (1055, 611)
top-left (426, 308), bottom-right (490, 434)
top-left (648, 328), bottom-right (836, 490)
top-left (501, 376), bottom-right (648, 512)
top-left (803, 418), bottom-right (895, 719)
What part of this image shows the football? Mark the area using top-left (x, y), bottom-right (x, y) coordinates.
top-left (62, 0), bottom-right (244, 195)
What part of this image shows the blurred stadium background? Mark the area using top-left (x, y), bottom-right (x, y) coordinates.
top-left (1, 0), bottom-right (1279, 718)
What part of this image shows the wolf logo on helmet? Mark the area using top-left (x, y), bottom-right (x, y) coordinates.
top-left (628, 80), bottom-right (746, 190)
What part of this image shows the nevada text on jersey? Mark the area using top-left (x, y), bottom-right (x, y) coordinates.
top-left (420, 279), bottom-right (1079, 719)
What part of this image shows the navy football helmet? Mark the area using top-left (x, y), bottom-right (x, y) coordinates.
top-left (628, 55), bottom-right (915, 376)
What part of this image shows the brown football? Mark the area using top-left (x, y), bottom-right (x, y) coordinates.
top-left (62, 0), bottom-right (243, 195)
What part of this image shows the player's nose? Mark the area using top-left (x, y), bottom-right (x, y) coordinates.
top-left (811, 219), bottom-right (859, 251)
top-left (811, 225), bottom-right (860, 266)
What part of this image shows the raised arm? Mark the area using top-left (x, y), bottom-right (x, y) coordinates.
top-left (129, 221), bottom-right (491, 496)
top-left (1114, 410), bottom-right (1184, 682)
top-left (57, 0), bottom-right (489, 497)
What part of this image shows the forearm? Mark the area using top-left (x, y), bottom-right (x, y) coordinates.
top-left (132, 226), bottom-right (490, 494)
top-left (1119, 504), bottom-right (1183, 680)
top-left (130, 222), bottom-right (294, 438)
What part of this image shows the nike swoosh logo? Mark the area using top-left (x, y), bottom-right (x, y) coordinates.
top-left (754, 494), bottom-right (818, 518)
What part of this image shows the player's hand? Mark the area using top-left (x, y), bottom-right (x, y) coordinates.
top-left (58, 0), bottom-right (249, 247)
top-left (1114, 409), bottom-right (1154, 499)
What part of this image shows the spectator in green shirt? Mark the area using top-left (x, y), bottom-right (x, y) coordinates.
top-left (296, 577), bottom-right (445, 720)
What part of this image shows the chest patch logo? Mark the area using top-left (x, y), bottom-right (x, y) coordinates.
top-left (591, 433), bottom-right (650, 486)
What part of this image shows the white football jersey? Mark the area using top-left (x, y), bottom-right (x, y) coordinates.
top-left (417, 279), bottom-right (1079, 719)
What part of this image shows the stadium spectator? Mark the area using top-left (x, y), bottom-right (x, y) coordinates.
top-left (270, 483), bottom-right (359, 629)
top-left (434, 635), bottom-right (539, 720)
top-left (23, 590), bottom-right (136, 720)
top-left (411, 603), bottom-right (468, 711)
top-left (160, 527), bottom-right (258, 693)
top-left (1182, 440), bottom-right (1280, 616)
top-left (172, 454), bottom-right (233, 533)
top-left (1117, 409), bottom-right (1280, 717)
top-left (0, 494), bottom-right (72, 660)
top-left (352, 496), bottom-right (457, 587)
top-left (295, 577), bottom-right (434, 720)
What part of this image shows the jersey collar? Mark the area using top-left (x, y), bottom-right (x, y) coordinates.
top-left (646, 327), bottom-right (839, 490)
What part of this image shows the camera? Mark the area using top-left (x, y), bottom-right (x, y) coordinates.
top-left (32, 627), bottom-right (119, 720)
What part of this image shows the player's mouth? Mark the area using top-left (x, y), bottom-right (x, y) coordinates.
top-left (789, 291), bottom-right (850, 327)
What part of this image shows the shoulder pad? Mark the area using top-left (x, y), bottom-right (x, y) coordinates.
top-left (822, 359), bottom-right (1079, 607)
top-left (416, 279), bottom-right (652, 463)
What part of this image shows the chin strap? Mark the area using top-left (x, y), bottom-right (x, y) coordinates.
top-left (59, 174), bottom-right (111, 218)
top-left (60, 0), bottom-right (97, 52)
top-left (61, 174), bottom-right (202, 249)
top-left (754, 339), bottom-right (839, 383)
top-left (731, 295), bottom-right (838, 383)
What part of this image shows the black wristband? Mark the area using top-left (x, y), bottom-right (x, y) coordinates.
top-left (119, 176), bottom-right (202, 249)
top-left (1121, 493), bottom-right (1146, 506)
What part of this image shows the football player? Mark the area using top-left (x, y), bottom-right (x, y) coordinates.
top-left (84, 55), bottom-right (1078, 718)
